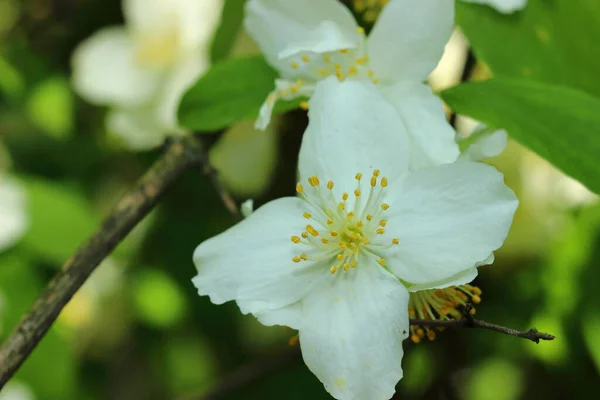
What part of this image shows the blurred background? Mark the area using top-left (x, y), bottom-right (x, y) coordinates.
top-left (0, 0), bottom-right (599, 399)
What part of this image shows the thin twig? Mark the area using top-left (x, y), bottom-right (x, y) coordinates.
top-left (0, 135), bottom-right (208, 388)
top-left (410, 318), bottom-right (555, 344)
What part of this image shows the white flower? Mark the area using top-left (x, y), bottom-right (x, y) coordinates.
top-left (0, 176), bottom-right (28, 252)
top-left (460, 0), bottom-right (527, 14)
top-left (71, 0), bottom-right (223, 150)
top-left (192, 79), bottom-right (518, 400)
top-left (246, 0), bottom-right (459, 169)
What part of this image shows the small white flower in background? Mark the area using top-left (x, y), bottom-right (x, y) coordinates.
top-left (0, 176), bottom-right (28, 252)
top-left (246, 0), bottom-right (459, 169)
top-left (192, 79), bottom-right (518, 400)
top-left (72, 0), bottom-right (223, 150)
top-left (460, 0), bottom-right (528, 14)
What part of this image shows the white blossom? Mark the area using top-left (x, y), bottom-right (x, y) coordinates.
top-left (246, 0), bottom-right (459, 169)
top-left (192, 79), bottom-right (518, 400)
top-left (0, 176), bottom-right (28, 252)
top-left (71, 0), bottom-right (222, 150)
top-left (461, 0), bottom-right (528, 14)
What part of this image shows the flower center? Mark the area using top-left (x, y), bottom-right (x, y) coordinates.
top-left (291, 169), bottom-right (398, 275)
top-left (408, 285), bottom-right (483, 343)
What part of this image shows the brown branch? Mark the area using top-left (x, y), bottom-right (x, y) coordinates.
top-left (0, 135), bottom-right (209, 388)
top-left (410, 318), bottom-right (555, 344)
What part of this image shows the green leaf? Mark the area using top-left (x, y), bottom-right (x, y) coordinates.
top-left (178, 55), bottom-right (303, 131)
top-left (20, 177), bottom-right (100, 264)
top-left (27, 77), bottom-right (74, 140)
top-left (441, 78), bottom-right (600, 194)
top-left (456, 0), bottom-right (600, 97)
top-left (210, 0), bottom-right (247, 63)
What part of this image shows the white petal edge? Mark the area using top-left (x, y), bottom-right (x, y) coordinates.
top-left (299, 257), bottom-right (409, 400)
top-left (71, 27), bottom-right (161, 107)
top-left (0, 177), bottom-right (28, 251)
top-left (106, 108), bottom-right (171, 151)
top-left (298, 78), bottom-right (410, 202)
top-left (380, 82), bottom-right (459, 170)
top-left (385, 162), bottom-right (518, 285)
top-left (460, 0), bottom-right (528, 14)
top-left (459, 128), bottom-right (508, 162)
top-left (368, 0), bottom-right (454, 82)
top-left (245, 0), bottom-right (357, 73)
top-left (192, 197), bottom-right (326, 314)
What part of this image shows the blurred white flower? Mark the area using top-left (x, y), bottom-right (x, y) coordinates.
top-left (461, 0), bottom-right (528, 14)
top-left (246, 0), bottom-right (459, 169)
top-left (192, 79), bottom-right (518, 400)
top-left (72, 0), bottom-right (223, 150)
top-left (0, 176), bottom-right (28, 252)
top-left (0, 381), bottom-right (36, 400)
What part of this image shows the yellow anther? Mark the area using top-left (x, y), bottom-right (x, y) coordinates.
top-left (356, 57), bottom-right (365, 65)
top-left (356, 27), bottom-right (365, 34)
top-left (323, 55), bottom-right (331, 62)
top-left (363, 55), bottom-right (370, 62)
top-left (330, 266), bottom-right (338, 274)
top-left (308, 176), bottom-right (320, 186)
top-left (346, 212), bottom-right (354, 220)
top-left (290, 86), bottom-right (298, 94)
top-left (321, 238), bottom-right (329, 244)
top-left (296, 79), bottom-right (304, 87)
top-left (381, 177), bottom-right (388, 187)
top-left (327, 218), bottom-right (334, 225)
top-left (296, 183), bottom-right (304, 193)
top-left (334, 64), bottom-right (342, 71)
top-left (303, 212), bottom-right (312, 219)
top-left (291, 236), bottom-right (301, 244)
top-left (288, 335), bottom-right (299, 346)
top-left (411, 334), bottom-right (421, 344)
top-left (339, 242), bottom-right (347, 249)
top-left (373, 78), bottom-right (380, 84)
top-left (381, 204), bottom-right (390, 210)
top-left (427, 330), bottom-right (436, 341)
top-left (377, 258), bottom-right (386, 266)
top-left (354, 189), bottom-right (361, 197)
top-left (472, 287), bottom-right (482, 296)
top-left (336, 72), bottom-right (344, 80)
top-left (292, 256), bottom-right (301, 263)
top-left (302, 55), bottom-right (310, 63)
top-left (340, 49), bottom-right (349, 54)
top-left (343, 263), bottom-right (350, 271)
top-left (363, 238), bottom-right (370, 245)
top-left (357, 221), bottom-right (364, 228)
top-left (376, 228), bottom-right (385, 235)
top-left (370, 176), bottom-right (377, 187)
top-left (338, 202), bottom-right (345, 211)
top-left (299, 101), bottom-right (309, 110)
top-left (366, 214), bottom-right (373, 221)
top-left (392, 238), bottom-right (399, 245)
top-left (301, 233), bottom-right (308, 240)
top-left (373, 169), bottom-right (380, 177)
top-left (342, 192), bottom-right (349, 201)
top-left (408, 307), bottom-right (416, 318)
top-left (291, 62), bottom-right (299, 69)
top-left (318, 69), bottom-right (330, 76)
top-left (351, 260), bottom-right (357, 268)
top-left (327, 180), bottom-right (335, 190)
top-left (348, 66), bottom-right (358, 76)
top-left (337, 253), bottom-right (344, 261)
top-left (470, 307), bottom-right (477, 316)
top-left (306, 225), bottom-right (319, 237)
top-left (368, 69), bottom-right (375, 77)
top-left (300, 253), bottom-right (308, 261)
top-left (330, 231), bottom-right (339, 237)
top-left (379, 220), bottom-right (387, 227)
top-left (355, 173), bottom-right (363, 180)
top-left (472, 295), bottom-right (482, 304)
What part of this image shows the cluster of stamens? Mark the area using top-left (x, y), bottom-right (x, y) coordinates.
top-left (408, 285), bottom-right (483, 343)
top-left (291, 170), bottom-right (398, 275)
top-left (352, 0), bottom-right (389, 24)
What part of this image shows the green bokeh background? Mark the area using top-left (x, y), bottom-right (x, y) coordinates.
top-left (1, 0), bottom-right (599, 399)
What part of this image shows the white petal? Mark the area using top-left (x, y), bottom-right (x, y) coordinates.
top-left (241, 199), bottom-right (254, 218)
top-left (368, 0), bottom-right (454, 82)
top-left (255, 79), bottom-right (315, 131)
top-left (298, 78), bottom-right (409, 199)
top-left (193, 197), bottom-right (325, 314)
top-left (380, 82), bottom-right (459, 170)
top-left (106, 108), bottom-right (170, 150)
top-left (299, 258), bottom-right (409, 400)
top-left (124, 0), bottom-right (223, 56)
top-left (155, 54), bottom-right (209, 132)
top-left (251, 301), bottom-right (303, 329)
top-left (385, 162), bottom-right (518, 285)
top-left (245, 0), bottom-right (357, 72)
top-left (408, 267), bottom-right (478, 292)
top-left (71, 27), bottom-right (161, 107)
top-left (459, 128), bottom-right (508, 162)
top-left (0, 177), bottom-right (28, 251)
top-left (461, 0), bottom-right (527, 14)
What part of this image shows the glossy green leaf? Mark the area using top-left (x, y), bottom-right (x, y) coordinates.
top-left (442, 78), bottom-right (600, 194)
top-left (20, 177), bottom-right (100, 264)
top-left (178, 55), bottom-right (303, 131)
top-left (456, 0), bottom-right (600, 97)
